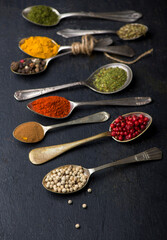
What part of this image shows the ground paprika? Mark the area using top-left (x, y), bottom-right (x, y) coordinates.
top-left (30, 96), bottom-right (71, 118)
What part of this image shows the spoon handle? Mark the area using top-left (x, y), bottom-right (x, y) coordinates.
top-left (76, 97), bottom-right (152, 107)
top-left (94, 45), bottom-right (134, 57)
top-left (91, 147), bottom-right (162, 173)
top-left (57, 29), bottom-right (116, 38)
top-left (47, 111), bottom-right (110, 131)
top-left (29, 132), bottom-right (110, 165)
top-left (60, 11), bottom-right (142, 22)
top-left (14, 82), bottom-right (84, 101)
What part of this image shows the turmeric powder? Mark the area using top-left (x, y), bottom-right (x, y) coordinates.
top-left (19, 36), bottom-right (60, 59)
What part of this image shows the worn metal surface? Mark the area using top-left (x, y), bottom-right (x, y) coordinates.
top-left (0, 0), bottom-right (167, 239)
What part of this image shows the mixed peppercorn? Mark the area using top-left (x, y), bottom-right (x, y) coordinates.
top-left (110, 114), bottom-right (149, 141)
top-left (11, 58), bottom-right (46, 74)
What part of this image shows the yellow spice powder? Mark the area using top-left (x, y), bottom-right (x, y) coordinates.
top-left (20, 36), bottom-right (60, 59)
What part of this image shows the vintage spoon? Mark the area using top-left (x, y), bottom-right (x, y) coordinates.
top-left (22, 7), bottom-right (142, 26)
top-left (13, 111), bottom-right (110, 143)
top-left (18, 36), bottom-right (114, 55)
top-left (29, 112), bottom-right (152, 164)
top-left (27, 97), bottom-right (152, 119)
top-left (18, 36), bottom-right (134, 58)
top-left (14, 63), bottom-right (133, 101)
top-left (42, 147), bottom-right (162, 194)
top-left (57, 23), bottom-right (148, 40)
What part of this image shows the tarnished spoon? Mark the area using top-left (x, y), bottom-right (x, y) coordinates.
top-left (13, 111), bottom-right (110, 143)
top-left (42, 147), bottom-right (162, 194)
top-left (22, 7), bottom-right (142, 26)
top-left (27, 97), bottom-right (152, 119)
top-left (29, 112), bottom-right (152, 165)
top-left (14, 63), bottom-right (133, 101)
top-left (57, 23), bottom-right (148, 40)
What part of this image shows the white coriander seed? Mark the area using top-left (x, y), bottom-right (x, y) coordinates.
top-left (82, 203), bottom-right (87, 209)
top-left (75, 224), bottom-right (80, 229)
top-left (68, 200), bottom-right (73, 205)
top-left (87, 188), bottom-right (92, 193)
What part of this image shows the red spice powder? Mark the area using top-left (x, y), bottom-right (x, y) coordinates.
top-left (31, 96), bottom-right (71, 118)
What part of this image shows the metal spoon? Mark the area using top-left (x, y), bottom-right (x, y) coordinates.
top-left (22, 7), bottom-right (142, 26)
top-left (18, 36), bottom-right (134, 58)
top-left (13, 111), bottom-right (110, 143)
top-left (14, 63), bottom-right (133, 101)
top-left (27, 97), bottom-right (152, 120)
top-left (29, 112), bottom-right (152, 165)
top-left (18, 36), bottom-right (114, 55)
top-left (57, 23), bottom-right (148, 40)
top-left (42, 147), bottom-right (162, 194)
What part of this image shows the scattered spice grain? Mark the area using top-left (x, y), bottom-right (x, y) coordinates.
top-left (75, 224), bottom-right (80, 229)
top-left (87, 188), bottom-right (92, 193)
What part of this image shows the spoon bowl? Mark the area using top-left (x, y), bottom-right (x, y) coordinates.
top-left (110, 112), bottom-right (152, 143)
top-left (42, 147), bottom-right (162, 194)
top-left (22, 6), bottom-right (61, 27)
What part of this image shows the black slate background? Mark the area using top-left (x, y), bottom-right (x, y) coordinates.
top-left (0, 0), bottom-right (167, 240)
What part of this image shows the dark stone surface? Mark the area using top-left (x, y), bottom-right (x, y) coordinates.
top-left (0, 0), bottom-right (167, 239)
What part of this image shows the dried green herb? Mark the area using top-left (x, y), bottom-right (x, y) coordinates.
top-left (117, 24), bottom-right (147, 40)
top-left (93, 67), bottom-right (127, 92)
top-left (27, 5), bottom-right (59, 26)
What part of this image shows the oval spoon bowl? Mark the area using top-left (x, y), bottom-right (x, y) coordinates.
top-left (22, 6), bottom-right (61, 27)
top-left (86, 63), bottom-right (133, 94)
top-left (117, 23), bottom-right (148, 40)
top-left (109, 111), bottom-right (152, 143)
top-left (42, 165), bottom-right (90, 194)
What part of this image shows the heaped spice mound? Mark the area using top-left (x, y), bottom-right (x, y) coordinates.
top-left (31, 96), bottom-right (71, 118)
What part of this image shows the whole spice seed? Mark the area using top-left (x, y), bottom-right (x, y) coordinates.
top-left (87, 188), bottom-right (92, 193)
top-left (68, 200), bottom-right (73, 205)
top-left (110, 114), bottom-right (149, 141)
top-left (117, 24), bottom-right (147, 40)
top-left (13, 122), bottom-right (44, 143)
top-left (43, 165), bottom-right (88, 193)
top-left (27, 5), bottom-right (59, 26)
top-left (75, 224), bottom-right (80, 229)
top-left (93, 67), bottom-right (127, 92)
top-left (30, 96), bottom-right (71, 118)
top-left (82, 203), bottom-right (87, 209)
top-left (11, 58), bottom-right (46, 74)
top-left (20, 36), bottom-right (60, 59)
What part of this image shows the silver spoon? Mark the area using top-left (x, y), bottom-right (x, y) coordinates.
top-left (22, 7), bottom-right (142, 26)
top-left (13, 111), bottom-right (110, 143)
top-left (57, 23), bottom-right (148, 40)
top-left (18, 36), bottom-right (114, 55)
top-left (14, 63), bottom-right (133, 101)
top-left (27, 97), bottom-right (152, 120)
top-left (18, 36), bottom-right (134, 58)
top-left (42, 147), bottom-right (162, 194)
top-left (29, 112), bottom-right (152, 165)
